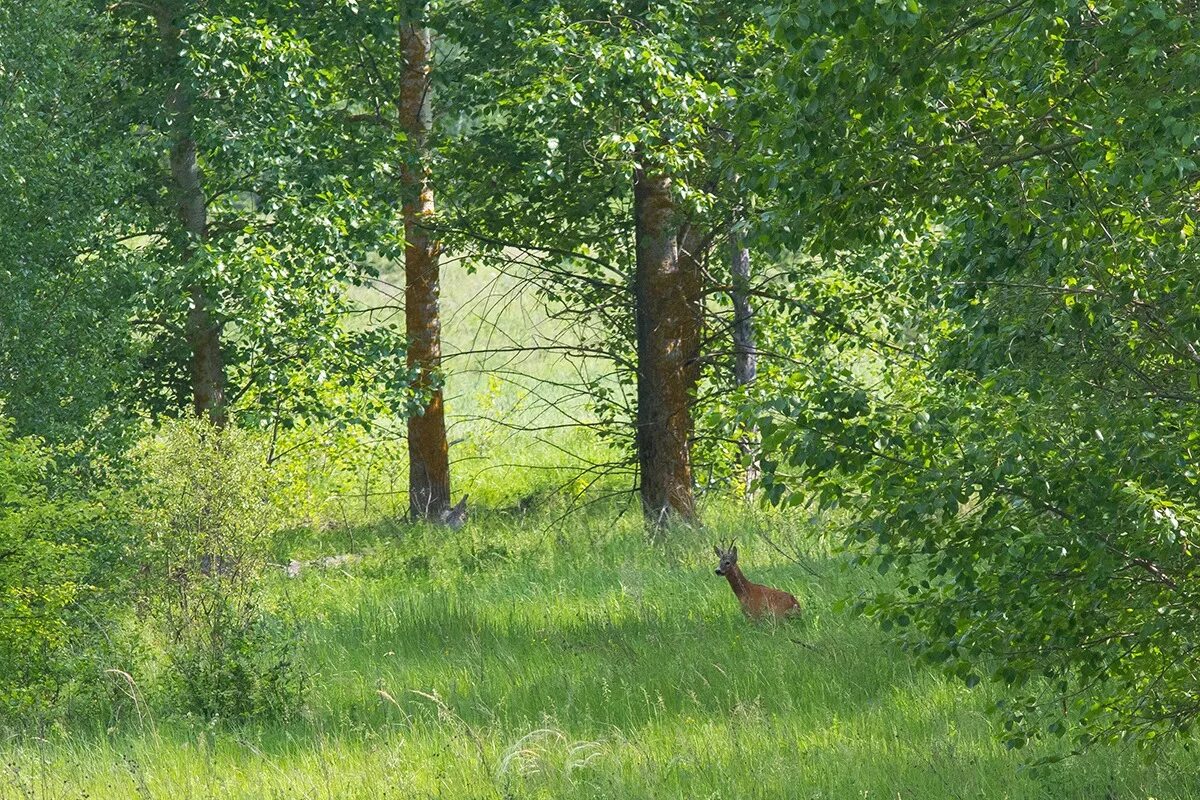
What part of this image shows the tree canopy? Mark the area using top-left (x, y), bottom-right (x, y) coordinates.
top-left (3, 0), bottom-right (1200, 751)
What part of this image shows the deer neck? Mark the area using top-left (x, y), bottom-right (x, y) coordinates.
top-left (725, 565), bottom-right (751, 598)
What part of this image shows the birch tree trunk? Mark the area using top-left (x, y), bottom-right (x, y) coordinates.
top-left (157, 4), bottom-right (227, 428)
top-left (730, 224), bottom-right (758, 493)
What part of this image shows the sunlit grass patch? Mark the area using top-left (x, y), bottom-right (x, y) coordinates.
top-left (6, 504), bottom-right (1199, 799)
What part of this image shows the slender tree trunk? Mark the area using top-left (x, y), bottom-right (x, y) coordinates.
top-left (185, 287), bottom-right (227, 428)
top-left (399, 24), bottom-right (451, 521)
top-left (730, 224), bottom-right (758, 493)
top-left (633, 167), bottom-right (701, 525)
top-left (157, 6), bottom-right (227, 427)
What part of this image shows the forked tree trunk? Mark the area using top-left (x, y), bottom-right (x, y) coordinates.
top-left (633, 167), bottom-right (702, 525)
top-left (730, 224), bottom-right (758, 493)
top-left (157, 6), bottom-right (227, 428)
top-left (399, 24), bottom-right (451, 520)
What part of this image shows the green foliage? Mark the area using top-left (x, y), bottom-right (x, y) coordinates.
top-left (0, 0), bottom-right (143, 452)
top-left (748, 0), bottom-right (1200, 749)
top-left (2, 0), bottom-right (424, 444)
top-left (0, 419), bottom-right (134, 714)
top-left (134, 419), bottom-right (305, 719)
top-left (163, 605), bottom-right (304, 721)
top-left (101, 0), bottom-right (421, 430)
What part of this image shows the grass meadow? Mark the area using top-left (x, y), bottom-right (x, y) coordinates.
top-left (4, 269), bottom-right (1199, 799)
top-left (5, 504), bottom-right (1200, 799)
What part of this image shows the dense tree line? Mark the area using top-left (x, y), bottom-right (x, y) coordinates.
top-left (3, 0), bottom-right (1200, 749)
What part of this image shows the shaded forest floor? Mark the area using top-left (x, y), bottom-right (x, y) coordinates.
top-left (4, 502), bottom-right (1199, 799)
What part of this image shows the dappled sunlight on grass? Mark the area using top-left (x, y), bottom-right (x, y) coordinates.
top-left (4, 506), bottom-right (1199, 799)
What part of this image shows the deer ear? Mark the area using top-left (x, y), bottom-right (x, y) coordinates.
top-left (713, 545), bottom-right (721, 557)
top-left (731, 546), bottom-right (738, 558)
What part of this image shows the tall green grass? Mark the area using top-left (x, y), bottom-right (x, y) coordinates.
top-left (4, 503), bottom-right (1197, 799)
top-left (6, 266), bottom-right (1196, 798)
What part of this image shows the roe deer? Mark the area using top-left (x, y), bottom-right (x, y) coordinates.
top-left (713, 540), bottom-right (801, 620)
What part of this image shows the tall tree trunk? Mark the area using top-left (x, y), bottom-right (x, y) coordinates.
top-left (157, 6), bottom-right (227, 428)
top-left (185, 286), bottom-right (227, 428)
top-left (633, 167), bottom-right (701, 525)
top-left (399, 24), bottom-right (451, 521)
top-left (730, 224), bottom-right (759, 494)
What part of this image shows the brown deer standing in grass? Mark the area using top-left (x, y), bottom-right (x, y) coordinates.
top-left (713, 540), bottom-right (802, 620)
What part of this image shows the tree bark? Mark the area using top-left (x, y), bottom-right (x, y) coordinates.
top-left (185, 286), bottom-right (227, 428)
top-left (730, 224), bottom-right (758, 493)
top-left (399, 24), bottom-right (451, 520)
top-left (633, 167), bottom-right (701, 525)
top-left (157, 5), bottom-right (227, 428)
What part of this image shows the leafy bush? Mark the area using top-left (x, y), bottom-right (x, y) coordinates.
top-left (750, 245), bottom-right (1200, 749)
top-left (164, 605), bottom-right (303, 720)
top-left (0, 418), bottom-right (133, 716)
top-left (134, 419), bottom-right (305, 719)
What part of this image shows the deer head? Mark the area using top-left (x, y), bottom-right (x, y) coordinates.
top-left (713, 539), bottom-right (738, 576)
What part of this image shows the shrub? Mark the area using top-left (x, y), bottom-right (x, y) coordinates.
top-left (0, 418), bottom-right (133, 716)
top-left (134, 419), bottom-right (305, 719)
